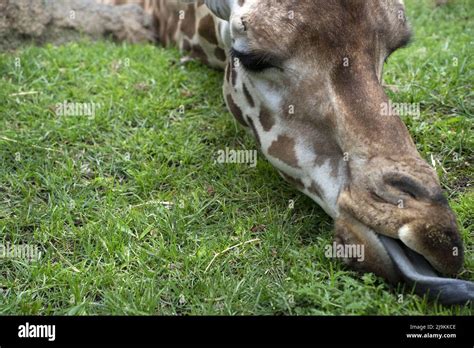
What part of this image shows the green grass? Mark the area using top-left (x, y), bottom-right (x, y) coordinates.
top-left (0, 0), bottom-right (472, 315)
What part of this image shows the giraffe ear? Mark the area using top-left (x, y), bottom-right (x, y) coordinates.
top-left (204, 0), bottom-right (234, 20)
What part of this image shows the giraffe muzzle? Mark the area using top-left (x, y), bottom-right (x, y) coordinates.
top-left (379, 235), bottom-right (474, 305)
top-left (336, 171), bottom-right (473, 305)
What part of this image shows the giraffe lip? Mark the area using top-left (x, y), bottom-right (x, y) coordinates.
top-left (378, 235), bottom-right (474, 305)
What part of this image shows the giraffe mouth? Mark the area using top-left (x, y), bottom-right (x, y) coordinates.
top-left (378, 234), bottom-right (474, 305)
top-left (337, 185), bottom-right (473, 304)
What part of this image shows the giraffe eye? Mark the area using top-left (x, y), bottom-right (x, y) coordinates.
top-left (230, 48), bottom-right (276, 72)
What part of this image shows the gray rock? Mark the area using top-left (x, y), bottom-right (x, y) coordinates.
top-left (0, 0), bottom-right (155, 51)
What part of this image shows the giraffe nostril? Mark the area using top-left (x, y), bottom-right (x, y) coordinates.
top-left (383, 174), bottom-right (429, 200)
top-left (241, 18), bottom-right (248, 32)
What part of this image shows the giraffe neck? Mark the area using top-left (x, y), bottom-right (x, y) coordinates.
top-left (151, 0), bottom-right (229, 70)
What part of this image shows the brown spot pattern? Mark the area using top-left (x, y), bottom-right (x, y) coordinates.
top-left (225, 62), bottom-right (231, 83)
top-left (180, 5), bottom-right (195, 39)
top-left (242, 84), bottom-right (255, 107)
top-left (259, 107), bottom-right (275, 131)
top-left (247, 117), bottom-right (261, 146)
top-left (268, 135), bottom-right (300, 168)
top-left (231, 59), bottom-right (237, 86)
top-left (226, 94), bottom-right (248, 127)
top-left (198, 14), bottom-right (219, 45)
top-left (214, 47), bottom-right (227, 61)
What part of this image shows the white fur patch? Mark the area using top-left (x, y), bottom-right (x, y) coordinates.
top-left (398, 225), bottom-right (413, 245)
top-left (308, 160), bottom-right (340, 216)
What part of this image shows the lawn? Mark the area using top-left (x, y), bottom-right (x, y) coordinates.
top-left (0, 0), bottom-right (472, 315)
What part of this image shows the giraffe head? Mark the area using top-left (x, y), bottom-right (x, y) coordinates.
top-left (205, 0), bottom-right (470, 298)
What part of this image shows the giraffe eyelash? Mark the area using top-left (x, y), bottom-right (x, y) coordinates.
top-left (230, 48), bottom-right (277, 72)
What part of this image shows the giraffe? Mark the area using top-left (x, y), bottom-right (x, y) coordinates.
top-left (100, 0), bottom-right (473, 305)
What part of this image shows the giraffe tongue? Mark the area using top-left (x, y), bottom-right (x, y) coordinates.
top-left (378, 235), bottom-right (474, 305)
